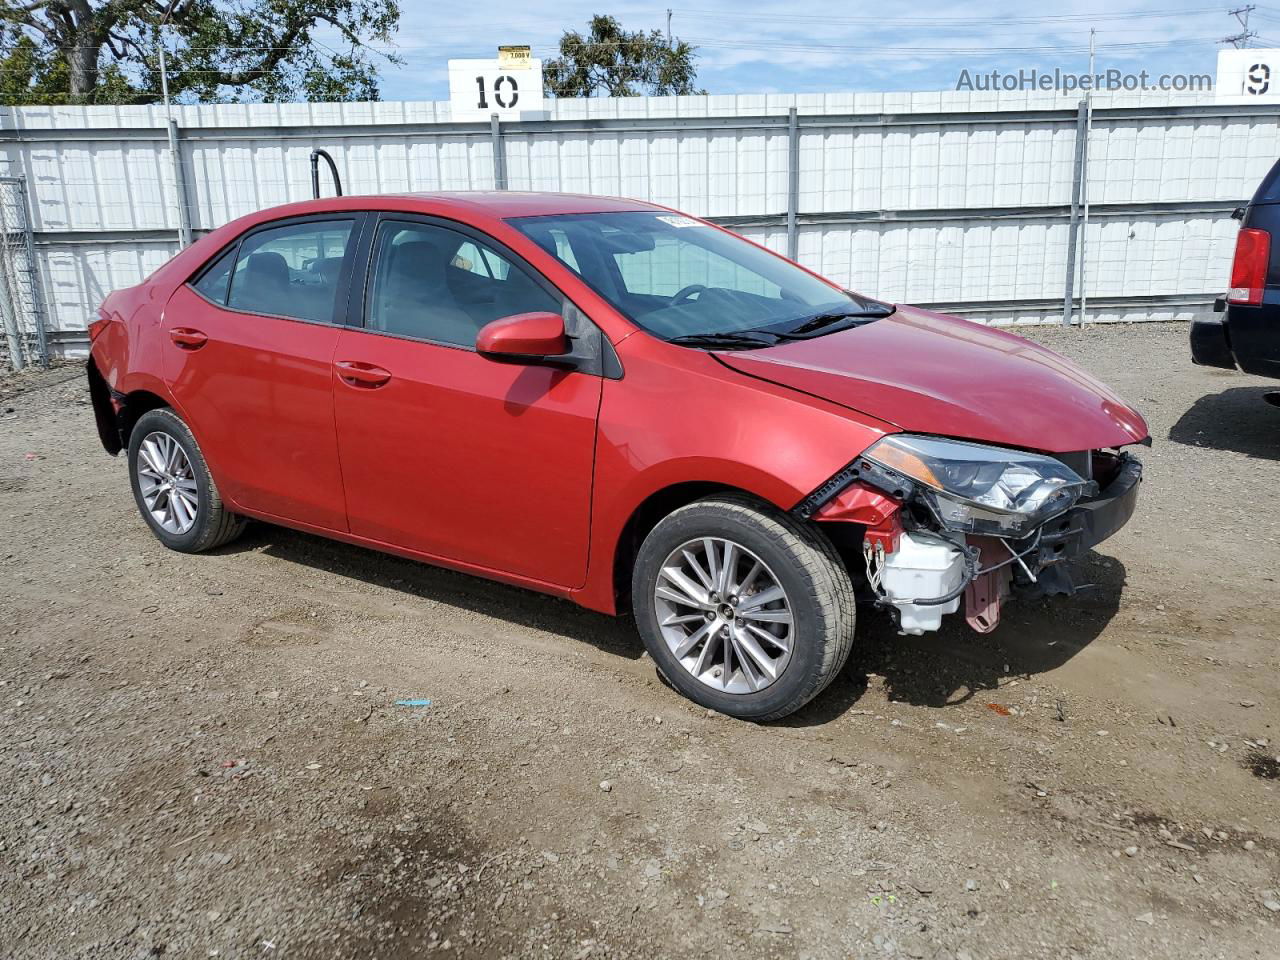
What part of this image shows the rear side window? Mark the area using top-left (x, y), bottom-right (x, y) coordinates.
top-left (191, 247), bottom-right (236, 305)
top-left (226, 219), bottom-right (354, 323)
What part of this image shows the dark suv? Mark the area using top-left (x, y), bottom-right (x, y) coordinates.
top-left (1192, 157), bottom-right (1280, 390)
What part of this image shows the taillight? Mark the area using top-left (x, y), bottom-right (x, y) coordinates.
top-left (87, 309), bottom-right (111, 341)
top-left (1227, 227), bottom-right (1271, 306)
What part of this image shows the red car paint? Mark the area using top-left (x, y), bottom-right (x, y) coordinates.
top-left (716, 305), bottom-right (1149, 453)
top-left (91, 192), bottom-right (1148, 616)
top-left (475, 311), bottom-right (571, 357)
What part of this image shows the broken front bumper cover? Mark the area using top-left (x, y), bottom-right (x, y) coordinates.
top-left (1025, 453), bottom-right (1142, 569)
top-left (806, 451), bottom-right (1143, 633)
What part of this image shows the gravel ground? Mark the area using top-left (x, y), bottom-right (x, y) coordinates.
top-left (1, 322), bottom-right (1277, 960)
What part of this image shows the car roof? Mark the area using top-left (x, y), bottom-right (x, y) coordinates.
top-left (399, 191), bottom-right (661, 216)
top-left (264, 191), bottom-right (664, 221)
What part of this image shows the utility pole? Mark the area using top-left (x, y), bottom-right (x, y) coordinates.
top-left (1223, 5), bottom-right (1258, 48)
top-left (667, 8), bottom-right (673, 48)
top-left (1077, 27), bottom-right (1096, 328)
top-left (157, 0), bottom-right (191, 248)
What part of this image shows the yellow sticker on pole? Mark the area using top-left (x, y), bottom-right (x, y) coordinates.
top-left (499, 45), bottom-right (532, 69)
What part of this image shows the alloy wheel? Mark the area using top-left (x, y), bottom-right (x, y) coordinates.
top-left (653, 537), bottom-right (794, 694)
top-left (136, 431), bottom-right (199, 535)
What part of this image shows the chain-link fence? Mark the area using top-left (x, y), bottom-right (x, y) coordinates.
top-left (0, 176), bottom-right (48, 371)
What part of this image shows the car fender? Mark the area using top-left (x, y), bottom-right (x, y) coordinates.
top-left (571, 340), bottom-right (893, 613)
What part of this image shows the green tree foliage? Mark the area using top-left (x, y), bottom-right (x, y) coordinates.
top-left (0, 0), bottom-right (400, 106)
top-left (543, 15), bottom-right (701, 98)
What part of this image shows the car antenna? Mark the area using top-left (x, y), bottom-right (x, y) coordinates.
top-left (310, 149), bottom-right (343, 199)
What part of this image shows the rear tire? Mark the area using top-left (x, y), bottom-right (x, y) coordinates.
top-left (631, 494), bottom-right (856, 721)
top-left (127, 408), bottom-right (246, 553)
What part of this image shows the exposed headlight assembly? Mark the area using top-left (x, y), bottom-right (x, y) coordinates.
top-left (861, 434), bottom-right (1092, 537)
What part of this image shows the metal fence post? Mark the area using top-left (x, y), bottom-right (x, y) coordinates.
top-left (490, 114), bottom-right (508, 190)
top-left (15, 177), bottom-right (47, 366)
top-left (786, 107), bottom-right (800, 261)
top-left (167, 118), bottom-right (192, 248)
top-left (1062, 100), bottom-right (1088, 326)
top-left (1078, 90), bottom-right (1094, 327)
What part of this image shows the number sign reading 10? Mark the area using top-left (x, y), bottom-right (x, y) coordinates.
top-left (448, 58), bottom-right (545, 122)
top-left (476, 73), bottom-right (520, 110)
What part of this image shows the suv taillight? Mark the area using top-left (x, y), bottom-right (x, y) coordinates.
top-left (1227, 227), bottom-right (1271, 306)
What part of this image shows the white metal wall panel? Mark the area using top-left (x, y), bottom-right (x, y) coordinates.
top-left (799, 121), bottom-right (1077, 214)
top-left (6, 140), bottom-right (173, 231)
top-left (1081, 214), bottom-right (1238, 299)
top-left (186, 134), bottom-right (495, 231)
top-left (0, 88), bottom-right (1274, 346)
top-left (42, 241), bottom-right (176, 330)
top-left (794, 220), bottom-right (1069, 305)
top-left (1088, 116), bottom-right (1280, 204)
top-left (505, 128), bottom-right (786, 217)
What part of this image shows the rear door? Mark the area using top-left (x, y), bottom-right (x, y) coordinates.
top-left (163, 215), bottom-right (362, 530)
top-left (331, 215), bottom-right (602, 587)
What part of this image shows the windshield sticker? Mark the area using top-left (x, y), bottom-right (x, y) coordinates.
top-left (656, 215), bottom-right (701, 228)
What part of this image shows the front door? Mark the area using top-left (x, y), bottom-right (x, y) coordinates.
top-left (163, 215), bottom-right (360, 531)
top-left (331, 216), bottom-right (602, 587)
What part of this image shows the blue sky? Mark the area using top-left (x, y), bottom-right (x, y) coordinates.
top-left (371, 2), bottom-right (1280, 101)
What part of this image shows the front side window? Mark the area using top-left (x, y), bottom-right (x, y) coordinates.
top-left (225, 219), bottom-right (354, 323)
top-left (508, 211), bottom-right (869, 341)
top-left (365, 220), bottom-right (559, 347)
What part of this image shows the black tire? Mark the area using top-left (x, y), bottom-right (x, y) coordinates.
top-left (127, 408), bottom-right (246, 553)
top-left (631, 494), bottom-right (856, 721)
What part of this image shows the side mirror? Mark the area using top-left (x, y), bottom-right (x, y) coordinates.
top-left (476, 312), bottom-right (570, 363)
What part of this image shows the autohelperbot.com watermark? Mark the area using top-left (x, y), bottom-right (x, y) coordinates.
top-left (956, 68), bottom-right (1213, 94)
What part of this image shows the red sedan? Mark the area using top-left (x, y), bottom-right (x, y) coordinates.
top-left (87, 192), bottom-right (1148, 720)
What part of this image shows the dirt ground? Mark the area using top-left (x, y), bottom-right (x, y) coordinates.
top-left (1, 322), bottom-right (1277, 960)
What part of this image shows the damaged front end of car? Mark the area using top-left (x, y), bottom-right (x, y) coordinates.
top-left (795, 437), bottom-right (1144, 635)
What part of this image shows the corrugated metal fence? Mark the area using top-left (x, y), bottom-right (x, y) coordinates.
top-left (1, 88), bottom-right (1277, 355)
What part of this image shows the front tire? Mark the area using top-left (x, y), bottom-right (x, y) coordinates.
top-left (631, 495), bottom-right (856, 721)
top-left (127, 408), bottom-right (245, 553)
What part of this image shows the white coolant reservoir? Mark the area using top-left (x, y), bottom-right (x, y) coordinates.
top-left (877, 532), bottom-right (968, 635)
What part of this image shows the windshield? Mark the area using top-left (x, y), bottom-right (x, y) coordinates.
top-left (507, 211), bottom-right (887, 342)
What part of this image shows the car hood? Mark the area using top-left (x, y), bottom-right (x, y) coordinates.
top-left (715, 305), bottom-right (1149, 453)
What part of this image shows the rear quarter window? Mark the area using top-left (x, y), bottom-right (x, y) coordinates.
top-left (190, 246), bottom-right (236, 305)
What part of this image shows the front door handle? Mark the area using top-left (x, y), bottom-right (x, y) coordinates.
top-left (335, 360), bottom-right (392, 388)
top-left (169, 328), bottom-right (208, 350)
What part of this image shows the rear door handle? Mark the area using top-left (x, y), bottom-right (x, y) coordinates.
top-left (334, 360), bottom-right (392, 388)
top-left (169, 328), bottom-right (208, 350)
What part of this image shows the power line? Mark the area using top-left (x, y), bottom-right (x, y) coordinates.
top-left (682, 35), bottom-right (1226, 56)
top-left (1222, 4), bottom-right (1259, 47)
top-left (679, 5), bottom-right (1226, 26)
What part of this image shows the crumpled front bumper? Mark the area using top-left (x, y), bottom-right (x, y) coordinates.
top-left (810, 449), bottom-right (1144, 627)
top-left (1030, 454), bottom-right (1142, 569)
